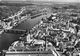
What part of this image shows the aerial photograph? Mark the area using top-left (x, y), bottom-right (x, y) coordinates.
top-left (0, 0), bottom-right (80, 56)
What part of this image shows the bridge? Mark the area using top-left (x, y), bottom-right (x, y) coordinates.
top-left (4, 29), bottom-right (26, 34)
top-left (1, 50), bottom-right (54, 56)
top-left (30, 11), bottom-right (47, 19)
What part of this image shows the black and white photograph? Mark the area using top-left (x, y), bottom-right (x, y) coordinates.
top-left (0, 0), bottom-right (80, 56)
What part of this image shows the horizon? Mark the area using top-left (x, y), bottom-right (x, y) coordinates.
top-left (0, 0), bottom-right (80, 3)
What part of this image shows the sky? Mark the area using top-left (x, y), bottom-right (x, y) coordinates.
top-left (33, 0), bottom-right (80, 2)
top-left (1, 0), bottom-right (80, 3)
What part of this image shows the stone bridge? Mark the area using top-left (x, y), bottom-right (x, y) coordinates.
top-left (4, 29), bottom-right (27, 34)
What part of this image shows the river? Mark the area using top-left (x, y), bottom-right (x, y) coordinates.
top-left (0, 13), bottom-right (50, 51)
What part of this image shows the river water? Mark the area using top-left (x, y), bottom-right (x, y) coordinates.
top-left (0, 16), bottom-right (42, 51)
